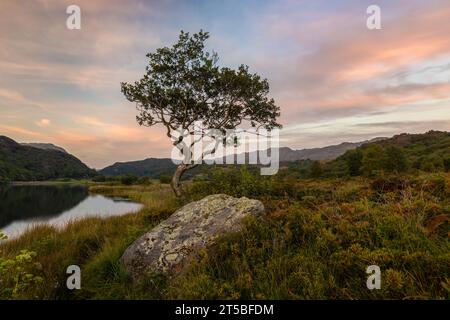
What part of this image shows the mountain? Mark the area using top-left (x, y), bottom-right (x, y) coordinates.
top-left (340, 130), bottom-right (450, 161)
top-left (0, 136), bottom-right (94, 181)
top-left (99, 158), bottom-right (176, 177)
top-left (21, 143), bottom-right (67, 153)
top-left (99, 138), bottom-right (386, 177)
top-left (329, 130), bottom-right (450, 176)
top-left (278, 137), bottom-right (386, 162)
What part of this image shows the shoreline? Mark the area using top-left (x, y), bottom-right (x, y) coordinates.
top-left (10, 180), bottom-right (92, 186)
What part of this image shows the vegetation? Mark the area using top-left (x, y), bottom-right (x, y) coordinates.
top-left (121, 30), bottom-right (281, 196)
top-left (1, 131), bottom-right (449, 300)
top-left (99, 158), bottom-right (176, 178)
top-left (0, 184), bottom-right (179, 299)
top-left (1, 169), bottom-right (449, 299)
top-left (0, 136), bottom-right (94, 181)
top-left (285, 131), bottom-right (450, 179)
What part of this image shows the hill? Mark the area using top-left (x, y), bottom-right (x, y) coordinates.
top-left (277, 137), bottom-right (386, 161)
top-left (21, 143), bottom-right (67, 153)
top-left (326, 130), bottom-right (450, 176)
top-left (99, 158), bottom-right (176, 177)
top-left (99, 138), bottom-right (385, 177)
top-left (0, 136), bottom-right (94, 181)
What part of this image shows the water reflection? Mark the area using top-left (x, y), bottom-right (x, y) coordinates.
top-left (0, 185), bottom-right (143, 239)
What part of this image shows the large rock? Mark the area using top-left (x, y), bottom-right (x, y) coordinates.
top-left (121, 194), bottom-right (265, 279)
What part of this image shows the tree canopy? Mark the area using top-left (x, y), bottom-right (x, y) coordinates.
top-left (121, 30), bottom-right (281, 195)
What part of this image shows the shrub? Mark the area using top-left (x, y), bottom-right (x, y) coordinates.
top-left (137, 177), bottom-right (153, 185)
top-left (0, 232), bottom-right (43, 299)
top-left (361, 145), bottom-right (386, 176)
top-left (309, 161), bottom-right (323, 178)
top-left (120, 175), bottom-right (138, 185)
top-left (346, 149), bottom-right (363, 176)
top-left (159, 175), bottom-right (171, 184)
top-left (444, 157), bottom-right (450, 172)
top-left (92, 175), bottom-right (106, 182)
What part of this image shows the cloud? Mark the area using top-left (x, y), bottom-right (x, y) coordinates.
top-left (0, 124), bottom-right (48, 139)
top-left (248, 2), bottom-right (450, 126)
top-left (0, 0), bottom-right (449, 167)
top-left (36, 118), bottom-right (51, 127)
top-left (0, 89), bottom-right (49, 110)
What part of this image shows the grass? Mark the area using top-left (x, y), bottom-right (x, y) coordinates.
top-left (1, 171), bottom-right (449, 299)
top-left (0, 183), bottom-right (179, 299)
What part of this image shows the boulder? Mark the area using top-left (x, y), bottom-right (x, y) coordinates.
top-left (121, 194), bottom-right (265, 279)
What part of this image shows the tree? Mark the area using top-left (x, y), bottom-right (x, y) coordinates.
top-left (346, 149), bottom-right (363, 176)
top-left (121, 31), bottom-right (281, 196)
top-left (309, 161), bottom-right (323, 178)
top-left (444, 156), bottom-right (450, 172)
top-left (361, 144), bottom-right (386, 176)
top-left (384, 146), bottom-right (409, 173)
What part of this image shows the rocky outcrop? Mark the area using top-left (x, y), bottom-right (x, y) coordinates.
top-left (121, 194), bottom-right (265, 279)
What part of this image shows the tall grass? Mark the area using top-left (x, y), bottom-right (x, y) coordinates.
top-left (0, 183), bottom-right (179, 299)
top-left (1, 171), bottom-right (449, 299)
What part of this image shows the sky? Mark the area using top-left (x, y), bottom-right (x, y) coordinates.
top-left (0, 0), bottom-right (449, 168)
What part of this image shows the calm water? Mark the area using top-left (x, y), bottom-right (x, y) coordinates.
top-left (0, 185), bottom-right (143, 239)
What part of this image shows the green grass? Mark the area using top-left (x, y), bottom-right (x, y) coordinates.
top-left (1, 171), bottom-right (449, 299)
top-left (0, 183), bottom-right (179, 299)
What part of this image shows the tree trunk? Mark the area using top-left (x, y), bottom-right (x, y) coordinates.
top-left (171, 163), bottom-right (189, 197)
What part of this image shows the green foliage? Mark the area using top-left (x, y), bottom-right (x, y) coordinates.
top-left (159, 175), bottom-right (171, 184)
top-left (361, 144), bottom-right (386, 176)
top-left (120, 175), bottom-right (139, 186)
top-left (0, 234), bottom-right (43, 299)
top-left (345, 149), bottom-right (363, 176)
top-left (137, 177), bottom-right (153, 185)
top-left (0, 184), bottom-right (179, 300)
top-left (170, 172), bottom-right (450, 299)
top-left (385, 146), bottom-right (409, 173)
top-left (0, 136), bottom-right (94, 181)
top-left (444, 157), bottom-right (450, 172)
top-left (99, 158), bottom-right (177, 178)
top-left (336, 131), bottom-right (450, 177)
top-left (120, 30), bottom-right (281, 195)
top-left (121, 30), bottom-right (281, 133)
top-left (92, 175), bottom-right (106, 182)
top-left (309, 161), bottom-right (323, 178)
top-left (0, 176), bottom-right (10, 186)
top-left (1, 164), bottom-right (449, 300)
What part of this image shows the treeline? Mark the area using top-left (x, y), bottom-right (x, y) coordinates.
top-left (91, 174), bottom-right (172, 185)
top-left (285, 131), bottom-right (450, 178)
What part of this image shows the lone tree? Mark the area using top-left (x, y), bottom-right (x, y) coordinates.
top-left (121, 30), bottom-right (281, 196)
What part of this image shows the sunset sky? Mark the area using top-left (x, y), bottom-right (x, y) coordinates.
top-left (0, 0), bottom-right (449, 168)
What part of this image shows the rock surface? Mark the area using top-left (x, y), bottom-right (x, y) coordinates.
top-left (121, 194), bottom-right (265, 279)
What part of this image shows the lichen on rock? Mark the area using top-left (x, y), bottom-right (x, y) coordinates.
top-left (121, 194), bottom-right (265, 280)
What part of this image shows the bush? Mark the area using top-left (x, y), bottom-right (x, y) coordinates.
top-left (345, 149), bottom-right (363, 176)
top-left (119, 175), bottom-right (138, 185)
top-left (444, 157), bottom-right (450, 172)
top-left (309, 161), bottom-right (323, 178)
top-left (92, 175), bottom-right (106, 182)
top-left (0, 177), bottom-right (11, 186)
top-left (137, 177), bottom-right (153, 185)
top-left (0, 231), bottom-right (43, 299)
top-left (159, 175), bottom-right (171, 184)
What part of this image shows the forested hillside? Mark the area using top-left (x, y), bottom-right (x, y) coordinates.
top-left (0, 136), bottom-right (94, 181)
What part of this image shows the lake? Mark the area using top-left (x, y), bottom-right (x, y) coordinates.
top-left (0, 185), bottom-right (143, 239)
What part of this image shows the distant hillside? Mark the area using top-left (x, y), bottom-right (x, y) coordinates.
top-left (99, 138), bottom-right (384, 177)
top-left (0, 136), bottom-right (94, 181)
top-left (99, 158), bottom-right (176, 177)
top-left (277, 137), bottom-right (386, 162)
top-left (21, 143), bottom-right (67, 153)
top-left (329, 130), bottom-right (450, 176)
